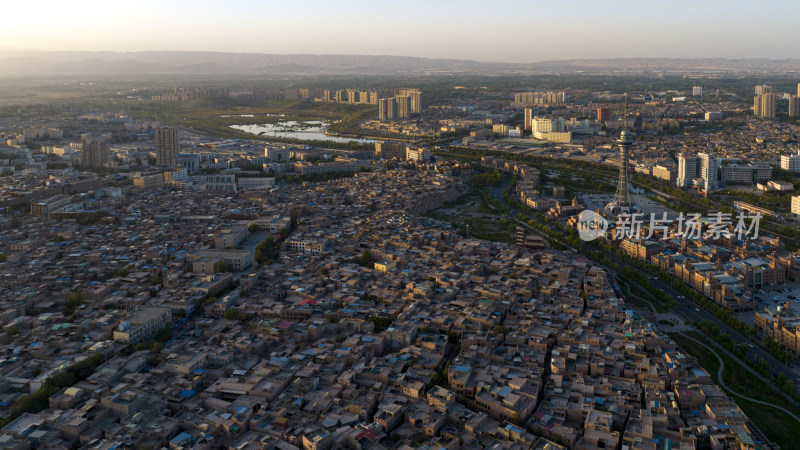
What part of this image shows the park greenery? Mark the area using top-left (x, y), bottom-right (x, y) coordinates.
top-left (468, 169), bottom-right (504, 187)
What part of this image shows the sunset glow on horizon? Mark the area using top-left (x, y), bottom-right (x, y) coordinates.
top-left (2, 0), bottom-right (800, 62)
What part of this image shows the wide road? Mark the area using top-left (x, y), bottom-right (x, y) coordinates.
top-left (485, 172), bottom-right (800, 381)
top-left (681, 334), bottom-right (800, 424)
top-left (599, 246), bottom-right (800, 380)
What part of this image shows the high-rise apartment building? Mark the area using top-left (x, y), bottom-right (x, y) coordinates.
top-left (698, 152), bottom-right (719, 191)
top-left (514, 91), bottom-right (566, 105)
top-left (378, 98), bottom-right (397, 123)
top-left (676, 153), bottom-right (699, 187)
top-left (792, 195), bottom-right (800, 217)
top-left (692, 86), bottom-right (703, 96)
top-left (524, 107), bottom-right (534, 130)
top-left (334, 90), bottom-right (344, 103)
top-left (789, 95), bottom-right (800, 118)
top-left (597, 107), bottom-right (611, 121)
top-left (754, 85), bottom-right (776, 118)
top-left (410, 91), bottom-right (423, 114)
top-left (322, 88), bottom-right (376, 105)
top-left (781, 151), bottom-right (800, 172)
top-left (395, 89), bottom-right (423, 114)
top-left (755, 85), bottom-right (773, 95)
top-left (377, 89), bottom-right (423, 122)
top-left (83, 140), bottom-right (109, 168)
top-left (396, 96), bottom-right (411, 119)
top-left (156, 127), bottom-right (179, 167)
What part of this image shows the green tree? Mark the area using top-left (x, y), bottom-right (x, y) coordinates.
top-left (493, 325), bottom-right (510, 335)
top-left (65, 290), bottom-right (84, 314)
top-left (469, 169), bottom-right (503, 186)
top-left (255, 236), bottom-right (279, 264)
top-left (369, 316), bottom-right (392, 331)
top-left (215, 260), bottom-right (233, 273)
top-left (149, 341), bottom-right (163, 354)
top-left (359, 250), bottom-right (374, 267)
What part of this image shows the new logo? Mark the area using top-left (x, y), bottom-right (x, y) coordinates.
top-left (578, 210), bottom-right (608, 241)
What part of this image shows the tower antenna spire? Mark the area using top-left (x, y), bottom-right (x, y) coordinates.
top-left (622, 93), bottom-right (628, 131)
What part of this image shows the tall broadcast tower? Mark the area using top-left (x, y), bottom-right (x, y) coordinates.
top-left (605, 94), bottom-right (635, 215)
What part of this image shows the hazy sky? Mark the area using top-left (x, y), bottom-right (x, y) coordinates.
top-left (3, 0), bottom-right (799, 62)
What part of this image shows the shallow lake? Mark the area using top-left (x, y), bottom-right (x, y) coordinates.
top-left (230, 120), bottom-right (376, 144)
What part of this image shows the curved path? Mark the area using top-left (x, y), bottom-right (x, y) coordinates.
top-left (617, 277), bottom-right (658, 315)
top-left (681, 334), bottom-right (800, 425)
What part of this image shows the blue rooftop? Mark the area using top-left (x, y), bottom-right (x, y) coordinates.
top-left (171, 432), bottom-right (192, 445)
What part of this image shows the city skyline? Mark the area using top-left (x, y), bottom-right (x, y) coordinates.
top-left (3, 0), bottom-right (800, 63)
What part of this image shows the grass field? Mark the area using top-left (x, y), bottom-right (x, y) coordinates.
top-left (539, 169), bottom-right (616, 198)
top-left (425, 190), bottom-right (516, 244)
top-left (145, 97), bottom-right (376, 143)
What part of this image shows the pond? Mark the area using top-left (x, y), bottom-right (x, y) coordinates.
top-left (230, 120), bottom-right (376, 144)
top-left (220, 113), bottom-right (285, 118)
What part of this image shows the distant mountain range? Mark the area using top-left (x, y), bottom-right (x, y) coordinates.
top-left (1, 51), bottom-right (800, 76)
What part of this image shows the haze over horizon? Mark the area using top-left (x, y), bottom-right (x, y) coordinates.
top-left (4, 0), bottom-right (800, 63)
